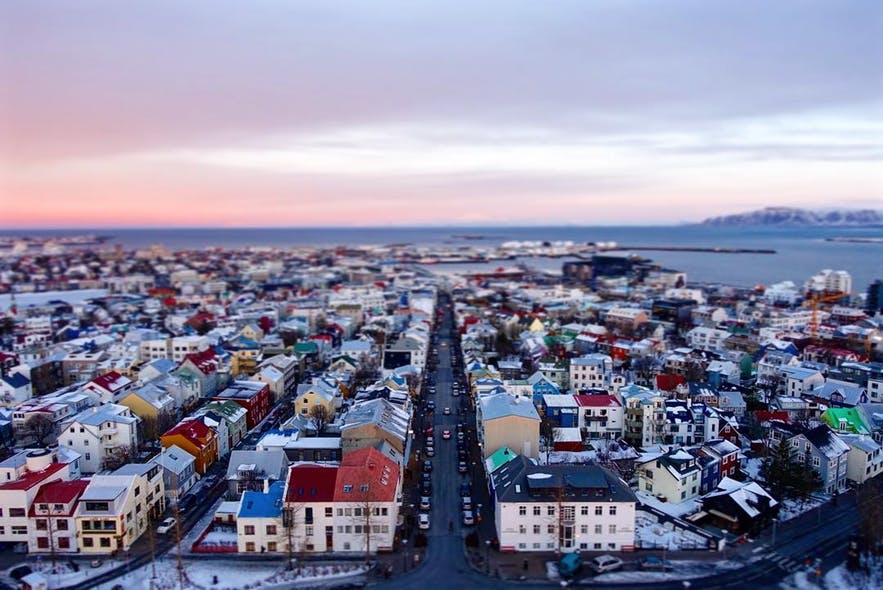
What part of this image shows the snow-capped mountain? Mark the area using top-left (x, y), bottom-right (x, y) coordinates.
top-left (700, 207), bottom-right (883, 227)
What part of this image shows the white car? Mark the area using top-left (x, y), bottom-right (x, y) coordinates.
top-left (418, 513), bottom-right (431, 530)
top-left (419, 496), bottom-right (431, 511)
top-left (588, 555), bottom-right (624, 574)
top-left (157, 517), bottom-right (176, 534)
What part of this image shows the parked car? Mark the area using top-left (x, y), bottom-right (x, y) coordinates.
top-left (461, 496), bottom-right (472, 510)
top-left (157, 517), bottom-right (176, 534)
top-left (418, 514), bottom-right (431, 530)
top-left (423, 459), bottom-right (433, 472)
top-left (421, 481), bottom-right (432, 495)
top-left (442, 430), bottom-right (452, 440)
top-left (588, 555), bottom-right (623, 574)
top-left (419, 496), bottom-right (431, 511)
top-left (459, 482), bottom-right (471, 496)
top-left (462, 510), bottom-right (475, 526)
top-left (426, 446), bottom-right (435, 457)
top-left (637, 556), bottom-right (674, 572)
top-left (177, 495), bottom-right (196, 513)
top-left (443, 407), bottom-right (451, 415)
top-left (458, 461), bottom-right (468, 473)
top-left (427, 401), bottom-right (436, 411)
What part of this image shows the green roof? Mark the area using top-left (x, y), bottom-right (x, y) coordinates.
top-left (485, 446), bottom-right (518, 474)
top-left (822, 407), bottom-right (870, 434)
top-left (294, 341), bottom-right (319, 354)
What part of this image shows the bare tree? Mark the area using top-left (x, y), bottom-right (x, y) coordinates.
top-left (24, 414), bottom-right (55, 446)
top-left (308, 405), bottom-right (330, 435)
top-left (101, 444), bottom-right (137, 471)
top-left (141, 410), bottom-right (177, 442)
top-left (282, 501), bottom-right (306, 570)
top-left (348, 485), bottom-right (387, 564)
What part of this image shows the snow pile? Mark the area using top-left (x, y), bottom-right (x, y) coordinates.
top-left (23, 559), bottom-right (121, 589)
top-left (96, 558), bottom-right (368, 590)
top-left (634, 512), bottom-right (709, 550)
top-left (777, 494), bottom-right (830, 522)
top-left (636, 492), bottom-right (702, 518)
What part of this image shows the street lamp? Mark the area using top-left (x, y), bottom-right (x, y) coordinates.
top-left (771, 518), bottom-right (778, 548)
top-left (485, 539), bottom-right (492, 574)
top-left (402, 539), bottom-right (408, 572)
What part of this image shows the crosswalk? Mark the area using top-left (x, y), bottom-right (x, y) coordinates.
top-left (764, 551), bottom-right (803, 573)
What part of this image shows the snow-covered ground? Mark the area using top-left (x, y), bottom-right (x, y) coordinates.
top-left (778, 563), bottom-right (881, 589)
top-left (4, 559), bottom-right (122, 590)
top-left (94, 558), bottom-right (369, 590)
top-left (636, 492), bottom-right (702, 519)
top-left (634, 512), bottom-right (710, 550)
top-left (777, 494), bottom-right (830, 523)
top-left (586, 560), bottom-right (741, 584)
top-left (181, 498), bottom-right (225, 551)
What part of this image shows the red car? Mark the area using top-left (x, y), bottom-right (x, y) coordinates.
top-left (442, 430), bottom-right (452, 439)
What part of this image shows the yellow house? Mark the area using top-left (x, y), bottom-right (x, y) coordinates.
top-left (118, 386), bottom-right (177, 439)
top-left (293, 381), bottom-right (338, 418)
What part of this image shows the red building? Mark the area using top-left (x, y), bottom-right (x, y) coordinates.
top-left (212, 381), bottom-right (270, 430)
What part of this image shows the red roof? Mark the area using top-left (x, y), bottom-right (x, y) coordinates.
top-left (89, 371), bottom-right (129, 392)
top-left (0, 462), bottom-right (67, 492)
top-left (163, 418), bottom-right (215, 447)
top-left (656, 374), bottom-right (686, 392)
top-left (574, 394), bottom-right (621, 408)
top-left (28, 480), bottom-right (89, 516)
top-left (754, 410), bottom-right (790, 423)
top-left (333, 448), bottom-right (399, 503)
top-left (182, 349), bottom-right (218, 375)
top-left (286, 464), bottom-right (338, 503)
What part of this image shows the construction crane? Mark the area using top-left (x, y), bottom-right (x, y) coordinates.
top-left (802, 291), bottom-right (848, 341)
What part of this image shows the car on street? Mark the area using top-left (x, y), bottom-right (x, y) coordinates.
top-left (419, 496), bottom-right (431, 511)
top-left (637, 556), bottom-right (674, 571)
top-left (452, 390), bottom-right (459, 397)
top-left (423, 427), bottom-right (434, 436)
top-left (442, 430), bottom-right (451, 439)
top-left (461, 496), bottom-right (472, 510)
top-left (421, 482), bottom-right (432, 495)
top-left (418, 514), bottom-right (431, 530)
top-left (421, 472), bottom-right (432, 485)
top-left (458, 461), bottom-right (468, 473)
top-left (427, 401), bottom-right (435, 411)
top-left (462, 510), bottom-right (475, 526)
top-left (177, 495), bottom-right (196, 513)
top-left (425, 435), bottom-right (434, 446)
top-left (459, 482), bottom-right (471, 496)
top-left (588, 555), bottom-right (624, 574)
top-left (157, 517), bottom-right (176, 534)
top-left (426, 446), bottom-right (435, 457)
top-left (457, 431), bottom-right (465, 442)
top-left (443, 407), bottom-right (451, 415)
top-left (423, 459), bottom-right (432, 472)
top-left (457, 449), bottom-right (466, 460)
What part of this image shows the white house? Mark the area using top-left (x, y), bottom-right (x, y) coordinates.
top-left (59, 404), bottom-right (140, 474)
top-left (492, 457), bottom-right (637, 553)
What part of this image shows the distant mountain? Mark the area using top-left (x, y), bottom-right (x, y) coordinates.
top-left (700, 207), bottom-right (883, 227)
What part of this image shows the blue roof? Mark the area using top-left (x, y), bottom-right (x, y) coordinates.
top-left (238, 481), bottom-right (284, 519)
top-left (2, 373), bottom-right (30, 388)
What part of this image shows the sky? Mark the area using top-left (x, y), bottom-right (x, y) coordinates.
top-left (1, 0), bottom-right (881, 228)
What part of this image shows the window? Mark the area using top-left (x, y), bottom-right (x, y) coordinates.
top-left (594, 543), bottom-right (602, 549)
top-left (246, 542), bottom-right (255, 552)
top-left (267, 541), bottom-right (277, 552)
top-left (266, 525), bottom-right (277, 535)
top-left (580, 506), bottom-right (589, 516)
top-left (519, 506), bottom-right (526, 516)
top-left (360, 484), bottom-right (369, 492)
top-left (325, 507), bottom-right (333, 518)
top-left (244, 525), bottom-right (255, 535)
top-left (100, 538), bottom-right (111, 547)
top-left (547, 524), bottom-right (555, 534)
top-left (37, 537), bottom-right (49, 549)
top-left (580, 525), bottom-right (588, 534)
top-left (609, 524), bottom-right (617, 534)
top-left (35, 519), bottom-right (47, 531)
top-left (547, 506), bottom-right (555, 516)
top-left (305, 525), bottom-right (314, 536)
top-left (83, 537), bottom-right (94, 547)
top-left (608, 506), bottom-right (616, 516)
top-left (533, 525), bottom-right (541, 534)
top-left (58, 537), bottom-right (70, 549)
top-left (533, 506), bottom-right (541, 516)
top-left (343, 485), bottom-right (353, 493)
top-left (594, 524), bottom-right (602, 534)
top-left (594, 506), bottom-right (602, 515)
top-left (85, 453), bottom-right (91, 461)
top-left (57, 520), bottom-right (68, 531)
top-left (519, 525), bottom-right (526, 534)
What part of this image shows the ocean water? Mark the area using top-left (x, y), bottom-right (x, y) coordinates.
top-left (3, 226), bottom-right (881, 291)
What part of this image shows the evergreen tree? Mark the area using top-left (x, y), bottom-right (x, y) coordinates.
top-left (760, 441), bottom-right (792, 500)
